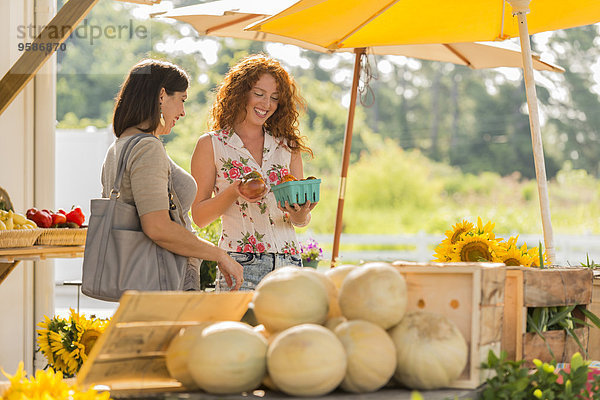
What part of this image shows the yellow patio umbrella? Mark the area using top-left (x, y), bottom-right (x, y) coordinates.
top-left (155, 0), bottom-right (563, 266)
top-left (251, 0), bottom-right (600, 265)
top-left (155, 0), bottom-right (561, 71)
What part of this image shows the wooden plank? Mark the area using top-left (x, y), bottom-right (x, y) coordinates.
top-left (76, 291), bottom-right (254, 392)
top-left (480, 267), bottom-right (505, 306)
top-left (0, 246), bottom-right (84, 284)
top-left (480, 305), bottom-right (504, 344)
top-left (0, 0), bottom-right (99, 116)
top-left (502, 269), bottom-right (524, 361)
top-left (522, 267), bottom-right (593, 306)
top-left (589, 278), bottom-right (600, 360)
top-left (0, 245), bottom-right (84, 257)
top-left (0, 261), bottom-right (20, 285)
top-left (522, 327), bottom-right (589, 367)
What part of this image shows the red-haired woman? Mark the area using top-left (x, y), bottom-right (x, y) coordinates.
top-left (191, 54), bottom-right (317, 291)
top-left (101, 59), bottom-right (243, 291)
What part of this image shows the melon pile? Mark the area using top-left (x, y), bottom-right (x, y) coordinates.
top-left (165, 262), bottom-right (468, 396)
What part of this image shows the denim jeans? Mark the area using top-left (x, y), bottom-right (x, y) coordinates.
top-left (216, 252), bottom-right (302, 292)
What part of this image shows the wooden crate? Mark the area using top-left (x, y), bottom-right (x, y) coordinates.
top-left (76, 291), bottom-right (253, 394)
top-left (392, 262), bottom-right (505, 389)
top-left (502, 266), bottom-right (593, 365)
top-left (589, 273), bottom-right (600, 360)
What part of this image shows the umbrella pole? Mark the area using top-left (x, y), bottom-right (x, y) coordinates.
top-left (331, 48), bottom-right (366, 267)
top-left (511, 2), bottom-right (556, 264)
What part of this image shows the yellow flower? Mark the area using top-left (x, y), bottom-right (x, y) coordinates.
top-left (36, 309), bottom-right (109, 377)
top-left (449, 234), bottom-right (499, 262)
top-left (432, 240), bottom-right (455, 262)
top-left (444, 219), bottom-right (475, 244)
top-left (1, 362), bottom-right (111, 400)
top-left (494, 237), bottom-right (534, 266)
top-left (527, 244), bottom-right (549, 267)
top-left (475, 216), bottom-right (500, 241)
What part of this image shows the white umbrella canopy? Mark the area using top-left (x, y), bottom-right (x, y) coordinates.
top-left (154, 0), bottom-right (564, 265)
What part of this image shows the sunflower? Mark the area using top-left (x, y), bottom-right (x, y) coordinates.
top-left (432, 240), bottom-right (454, 262)
top-left (527, 244), bottom-right (549, 267)
top-left (449, 234), bottom-right (499, 262)
top-left (495, 237), bottom-right (534, 267)
top-left (475, 216), bottom-right (501, 241)
top-left (1, 362), bottom-right (111, 400)
top-left (36, 309), bottom-right (109, 377)
top-left (443, 219), bottom-right (475, 244)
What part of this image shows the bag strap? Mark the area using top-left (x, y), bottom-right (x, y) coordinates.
top-left (110, 133), bottom-right (150, 198)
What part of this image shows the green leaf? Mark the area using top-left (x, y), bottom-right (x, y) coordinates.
top-left (579, 306), bottom-right (600, 329)
top-left (565, 328), bottom-right (588, 358)
top-left (546, 305), bottom-right (575, 328)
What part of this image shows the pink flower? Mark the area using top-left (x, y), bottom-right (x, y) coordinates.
top-left (232, 160), bottom-right (243, 168)
top-left (236, 246), bottom-right (242, 252)
top-left (248, 235), bottom-right (257, 245)
top-left (223, 172), bottom-right (228, 178)
top-left (228, 167), bottom-right (241, 179)
top-left (243, 244), bottom-right (253, 252)
top-left (280, 168), bottom-right (289, 176)
top-left (257, 243), bottom-right (266, 252)
top-left (242, 166), bottom-right (252, 174)
top-left (269, 171), bottom-right (279, 183)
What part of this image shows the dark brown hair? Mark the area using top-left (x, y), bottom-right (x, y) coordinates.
top-left (209, 54), bottom-right (311, 156)
top-left (112, 59), bottom-right (189, 137)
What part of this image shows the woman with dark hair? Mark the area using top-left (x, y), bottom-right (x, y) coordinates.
top-left (191, 54), bottom-right (317, 291)
top-left (101, 59), bottom-right (244, 291)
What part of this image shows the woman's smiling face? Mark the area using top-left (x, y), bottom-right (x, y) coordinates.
top-left (159, 90), bottom-right (187, 135)
top-left (243, 73), bottom-right (279, 127)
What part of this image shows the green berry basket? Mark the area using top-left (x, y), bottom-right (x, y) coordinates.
top-left (272, 179), bottom-right (321, 205)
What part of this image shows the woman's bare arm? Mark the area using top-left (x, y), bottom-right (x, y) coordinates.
top-left (140, 210), bottom-right (243, 290)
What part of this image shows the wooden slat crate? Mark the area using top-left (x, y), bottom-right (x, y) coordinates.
top-left (502, 266), bottom-right (593, 365)
top-left (589, 273), bottom-right (600, 360)
top-left (391, 262), bottom-right (505, 390)
top-left (76, 291), bottom-right (253, 394)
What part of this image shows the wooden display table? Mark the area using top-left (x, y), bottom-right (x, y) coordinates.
top-left (0, 245), bottom-right (85, 285)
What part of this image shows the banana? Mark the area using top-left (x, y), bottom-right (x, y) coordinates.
top-left (0, 220), bottom-right (5, 230)
top-left (4, 211), bottom-right (14, 230)
top-left (12, 213), bottom-right (29, 226)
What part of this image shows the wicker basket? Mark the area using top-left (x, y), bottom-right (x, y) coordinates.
top-left (35, 228), bottom-right (88, 246)
top-left (0, 229), bottom-right (43, 248)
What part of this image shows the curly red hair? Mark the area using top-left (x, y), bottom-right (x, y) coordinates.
top-left (209, 54), bottom-right (312, 156)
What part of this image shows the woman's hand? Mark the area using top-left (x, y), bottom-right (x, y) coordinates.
top-left (278, 200), bottom-right (317, 226)
top-left (233, 180), bottom-right (270, 203)
top-left (217, 251), bottom-right (244, 291)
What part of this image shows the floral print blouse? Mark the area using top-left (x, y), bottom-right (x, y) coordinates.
top-left (210, 128), bottom-right (300, 255)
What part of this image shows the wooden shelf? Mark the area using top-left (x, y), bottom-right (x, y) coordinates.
top-left (0, 245), bottom-right (84, 285)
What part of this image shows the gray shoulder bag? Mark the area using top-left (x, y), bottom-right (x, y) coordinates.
top-left (82, 134), bottom-right (187, 302)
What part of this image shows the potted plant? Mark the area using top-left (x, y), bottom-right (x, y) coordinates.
top-left (300, 238), bottom-right (323, 268)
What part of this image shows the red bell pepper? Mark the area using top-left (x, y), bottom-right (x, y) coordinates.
top-left (51, 212), bottom-right (67, 227)
top-left (66, 207), bottom-right (85, 227)
top-left (29, 209), bottom-right (53, 228)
